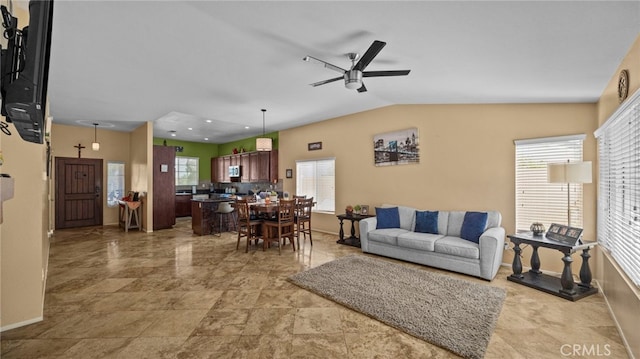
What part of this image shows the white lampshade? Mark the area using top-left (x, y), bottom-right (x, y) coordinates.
top-left (92, 142), bottom-right (100, 151)
top-left (256, 137), bottom-right (272, 151)
top-left (547, 161), bottom-right (592, 184)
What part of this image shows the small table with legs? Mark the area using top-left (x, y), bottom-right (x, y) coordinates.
top-left (336, 213), bottom-right (374, 247)
top-left (507, 232), bottom-right (598, 301)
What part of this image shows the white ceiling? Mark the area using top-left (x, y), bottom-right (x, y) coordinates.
top-left (45, 1), bottom-right (640, 143)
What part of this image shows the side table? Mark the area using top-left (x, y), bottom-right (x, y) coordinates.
top-left (507, 232), bottom-right (598, 301)
top-left (118, 200), bottom-right (142, 232)
top-left (336, 213), bottom-right (374, 247)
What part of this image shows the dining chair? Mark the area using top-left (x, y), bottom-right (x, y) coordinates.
top-left (295, 197), bottom-right (314, 247)
top-left (262, 199), bottom-right (296, 254)
top-left (235, 198), bottom-right (263, 252)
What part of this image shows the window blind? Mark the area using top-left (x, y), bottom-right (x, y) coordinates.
top-left (595, 90), bottom-right (640, 287)
top-left (296, 158), bottom-right (335, 213)
top-left (514, 135), bottom-right (585, 232)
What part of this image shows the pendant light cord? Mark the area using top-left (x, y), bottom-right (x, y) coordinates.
top-left (261, 109), bottom-right (266, 135)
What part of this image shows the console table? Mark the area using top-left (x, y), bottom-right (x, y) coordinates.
top-left (336, 213), bottom-right (374, 247)
top-left (507, 232), bottom-right (598, 301)
top-left (118, 200), bottom-right (142, 232)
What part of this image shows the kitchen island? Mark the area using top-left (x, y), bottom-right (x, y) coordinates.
top-left (191, 196), bottom-right (236, 235)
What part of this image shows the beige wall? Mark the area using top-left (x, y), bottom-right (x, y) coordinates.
top-left (595, 34), bottom-right (640, 359)
top-left (0, 2), bottom-right (49, 330)
top-left (51, 123), bottom-right (132, 225)
top-left (280, 103), bottom-right (597, 274)
top-left (130, 123), bottom-right (153, 231)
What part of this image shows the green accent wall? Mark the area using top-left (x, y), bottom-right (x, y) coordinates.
top-left (153, 138), bottom-right (218, 181)
top-left (153, 132), bottom-right (279, 181)
top-left (217, 132), bottom-right (279, 155)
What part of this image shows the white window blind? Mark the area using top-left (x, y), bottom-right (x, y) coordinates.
top-left (514, 135), bottom-right (585, 232)
top-left (296, 158), bottom-right (335, 213)
top-left (175, 156), bottom-right (199, 186)
top-left (595, 91), bottom-right (640, 287)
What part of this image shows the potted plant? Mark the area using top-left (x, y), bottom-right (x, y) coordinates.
top-left (345, 205), bottom-right (353, 216)
top-left (270, 191), bottom-right (278, 203)
top-left (354, 204), bottom-right (362, 215)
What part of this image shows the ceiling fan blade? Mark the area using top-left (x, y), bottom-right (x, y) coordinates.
top-left (303, 56), bottom-right (346, 74)
top-left (353, 40), bottom-right (386, 71)
top-left (310, 76), bottom-right (343, 87)
top-left (357, 83), bottom-right (367, 93)
top-left (363, 70), bottom-right (411, 77)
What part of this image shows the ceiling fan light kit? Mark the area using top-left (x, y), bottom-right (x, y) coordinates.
top-left (304, 40), bottom-right (410, 93)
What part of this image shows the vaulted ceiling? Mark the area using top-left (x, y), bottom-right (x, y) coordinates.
top-left (45, 1), bottom-right (640, 143)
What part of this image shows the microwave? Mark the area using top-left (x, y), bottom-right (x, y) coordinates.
top-left (228, 165), bottom-right (241, 177)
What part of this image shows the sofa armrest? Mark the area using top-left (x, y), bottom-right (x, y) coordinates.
top-left (359, 217), bottom-right (377, 252)
top-left (478, 226), bottom-right (506, 280)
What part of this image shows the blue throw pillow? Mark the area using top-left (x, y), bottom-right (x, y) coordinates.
top-left (376, 207), bottom-right (400, 229)
top-left (415, 211), bottom-right (439, 234)
top-left (460, 212), bottom-right (488, 244)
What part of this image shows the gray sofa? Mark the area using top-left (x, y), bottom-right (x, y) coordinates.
top-left (359, 205), bottom-right (505, 280)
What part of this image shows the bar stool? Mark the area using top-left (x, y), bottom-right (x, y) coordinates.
top-left (212, 201), bottom-right (236, 236)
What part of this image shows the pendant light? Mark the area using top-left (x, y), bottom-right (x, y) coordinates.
top-left (256, 109), bottom-right (272, 151)
top-left (92, 123), bottom-right (100, 151)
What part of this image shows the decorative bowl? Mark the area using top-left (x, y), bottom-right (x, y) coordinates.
top-left (530, 222), bottom-right (545, 236)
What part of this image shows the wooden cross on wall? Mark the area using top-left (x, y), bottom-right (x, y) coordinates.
top-left (74, 143), bottom-right (85, 158)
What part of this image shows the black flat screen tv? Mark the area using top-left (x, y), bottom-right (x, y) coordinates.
top-left (1, 0), bottom-right (54, 144)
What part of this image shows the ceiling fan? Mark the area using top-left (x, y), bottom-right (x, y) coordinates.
top-left (303, 40), bottom-right (410, 93)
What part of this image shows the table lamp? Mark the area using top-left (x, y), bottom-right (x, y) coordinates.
top-left (547, 161), bottom-right (592, 226)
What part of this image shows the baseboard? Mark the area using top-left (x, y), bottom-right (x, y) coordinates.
top-left (597, 279), bottom-right (636, 359)
top-left (1, 316), bottom-right (43, 332)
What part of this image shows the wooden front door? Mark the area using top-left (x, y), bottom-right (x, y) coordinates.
top-left (55, 157), bottom-right (103, 229)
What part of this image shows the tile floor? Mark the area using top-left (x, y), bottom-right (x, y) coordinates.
top-left (0, 217), bottom-right (629, 358)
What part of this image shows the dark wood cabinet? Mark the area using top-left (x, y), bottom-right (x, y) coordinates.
top-left (153, 145), bottom-right (176, 230)
top-left (211, 150), bottom-right (278, 183)
top-left (240, 153), bottom-right (250, 182)
top-left (175, 194), bottom-right (192, 217)
top-left (222, 156), bottom-right (231, 182)
top-left (269, 150), bottom-right (278, 182)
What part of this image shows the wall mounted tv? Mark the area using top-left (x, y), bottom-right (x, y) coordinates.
top-left (0, 0), bottom-right (54, 144)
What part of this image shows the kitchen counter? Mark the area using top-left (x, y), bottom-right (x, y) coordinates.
top-left (190, 197), bottom-right (236, 235)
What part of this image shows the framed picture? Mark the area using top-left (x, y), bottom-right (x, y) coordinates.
top-left (373, 128), bottom-right (419, 166)
top-left (286, 168), bottom-right (293, 178)
top-left (360, 205), bottom-right (369, 215)
top-left (545, 223), bottom-right (583, 245)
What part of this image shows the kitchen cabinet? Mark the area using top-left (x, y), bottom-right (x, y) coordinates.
top-left (222, 156), bottom-right (231, 182)
top-left (240, 153), bottom-right (250, 182)
top-left (211, 150), bottom-right (278, 183)
top-left (153, 145), bottom-right (176, 230)
top-left (175, 194), bottom-right (192, 217)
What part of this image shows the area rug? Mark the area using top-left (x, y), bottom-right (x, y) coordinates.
top-left (288, 255), bottom-right (506, 359)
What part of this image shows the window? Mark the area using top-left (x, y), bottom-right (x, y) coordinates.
top-left (595, 91), bottom-right (640, 287)
top-left (107, 161), bottom-right (125, 207)
top-left (296, 158), bottom-right (335, 213)
top-left (514, 135), bottom-right (585, 232)
top-left (175, 156), bottom-right (199, 186)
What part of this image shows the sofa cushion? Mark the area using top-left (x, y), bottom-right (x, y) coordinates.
top-left (434, 236), bottom-right (480, 259)
top-left (397, 232), bottom-right (443, 251)
top-left (376, 207), bottom-right (400, 229)
top-left (368, 228), bottom-right (408, 246)
top-left (446, 211), bottom-right (466, 237)
top-left (415, 211), bottom-right (439, 234)
top-left (460, 212), bottom-right (488, 244)
top-left (382, 204), bottom-right (416, 230)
